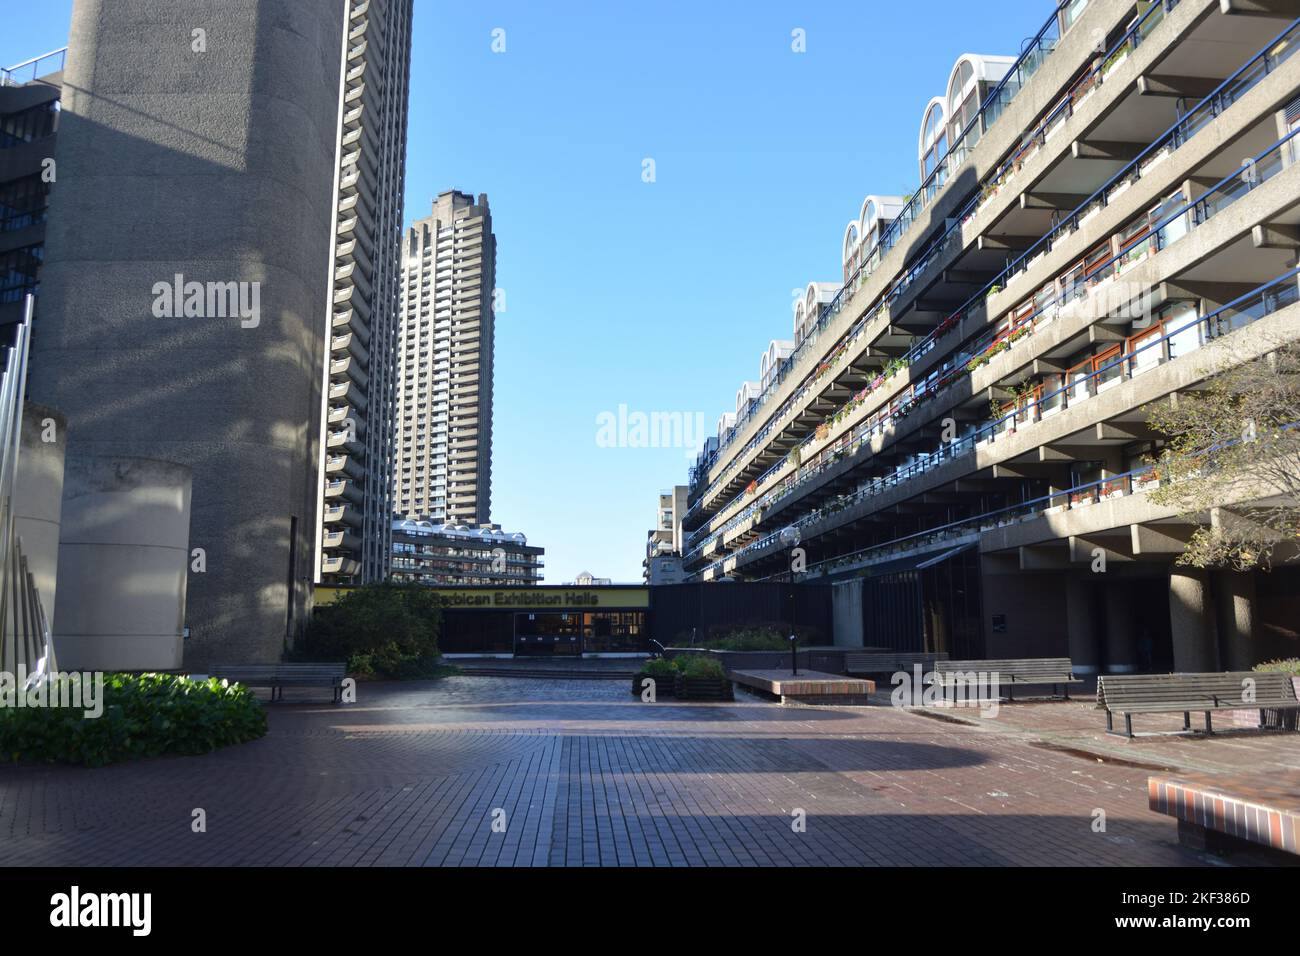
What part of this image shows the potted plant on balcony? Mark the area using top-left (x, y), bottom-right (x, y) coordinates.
top-left (1135, 468), bottom-right (1160, 491)
top-left (673, 654), bottom-right (734, 701)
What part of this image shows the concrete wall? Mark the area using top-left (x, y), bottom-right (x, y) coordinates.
top-left (13, 403), bottom-right (67, 619)
top-left (28, 0), bottom-right (346, 666)
top-left (980, 568), bottom-right (1069, 660)
top-left (53, 456), bottom-right (192, 671)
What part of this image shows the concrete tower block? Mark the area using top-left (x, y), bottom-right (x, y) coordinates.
top-left (53, 456), bottom-right (192, 672)
top-left (1169, 569), bottom-right (1219, 672)
top-left (28, 0), bottom-right (348, 667)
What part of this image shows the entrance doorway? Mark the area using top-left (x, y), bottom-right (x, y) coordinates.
top-left (514, 611), bottom-right (582, 656)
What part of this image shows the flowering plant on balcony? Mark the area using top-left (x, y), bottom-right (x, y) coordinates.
top-left (745, 480), bottom-right (757, 497)
top-left (1135, 469), bottom-right (1160, 486)
top-left (815, 423), bottom-right (829, 441)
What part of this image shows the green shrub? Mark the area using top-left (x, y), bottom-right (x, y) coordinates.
top-left (676, 624), bottom-right (820, 652)
top-left (641, 657), bottom-right (680, 677)
top-left (0, 673), bottom-right (266, 767)
top-left (1253, 658), bottom-right (1300, 677)
top-left (676, 655), bottom-right (726, 679)
top-left (295, 582), bottom-right (442, 679)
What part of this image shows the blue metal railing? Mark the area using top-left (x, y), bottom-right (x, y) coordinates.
top-left (686, 13), bottom-right (1297, 537)
top-left (699, 266), bottom-right (1300, 580)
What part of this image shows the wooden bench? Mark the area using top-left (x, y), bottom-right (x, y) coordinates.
top-left (934, 657), bottom-right (1081, 701)
top-left (844, 652), bottom-right (949, 675)
top-left (1097, 672), bottom-right (1300, 738)
top-left (210, 663), bottom-right (348, 703)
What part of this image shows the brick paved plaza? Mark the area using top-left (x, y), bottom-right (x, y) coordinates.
top-left (0, 675), bottom-right (1293, 867)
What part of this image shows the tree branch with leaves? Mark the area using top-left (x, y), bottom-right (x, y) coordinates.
top-left (1145, 341), bottom-right (1300, 571)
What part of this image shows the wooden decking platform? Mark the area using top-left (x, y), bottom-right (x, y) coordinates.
top-left (730, 669), bottom-right (875, 705)
top-left (1149, 770), bottom-right (1300, 856)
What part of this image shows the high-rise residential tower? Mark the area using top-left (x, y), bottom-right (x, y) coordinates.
top-left (395, 191), bottom-right (496, 526)
top-left (317, 0), bottom-right (414, 586)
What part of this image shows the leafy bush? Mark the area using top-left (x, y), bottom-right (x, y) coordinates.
top-left (1254, 659), bottom-right (1300, 677)
top-left (0, 673), bottom-right (266, 767)
top-left (675, 655), bottom-right (726, 679)
top-left (674, 624), bottom-right (820, 652)
top-left (641, 657), bottom-right (680, 677)
top-left (295, 583), bottom-right (442, 679)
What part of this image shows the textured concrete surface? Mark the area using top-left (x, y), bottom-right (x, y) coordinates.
top-left (29, 0), bottom-right (346, 666)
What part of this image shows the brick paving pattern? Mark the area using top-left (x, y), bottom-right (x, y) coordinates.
top-left (0, 676), bottom-right (1271, 866)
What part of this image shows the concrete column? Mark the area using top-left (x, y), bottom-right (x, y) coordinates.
top-left (1066, 576), bottom-right (1100, 675)
top-left (53, 456), bottom-right (192, 672)
top-left (1169, 568), bottom-right (1218, 672)
top-left (1214, 570), bottom-right (1259, 672)
top-left (1103, 582), bottom-right (1139, 673)
top-left (28, 1), bottom-right (347, 668)
top-left (831, 579), bottom-right (864, 647)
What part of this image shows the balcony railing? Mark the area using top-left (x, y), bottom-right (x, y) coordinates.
top-left (690, 122), bottom-right (1293, 560)
top-left (0, 48), bottom-right (66, 86)
top-left (685, 14), bottom-right (1298, 534)
top-left (687, 1), bottom-right (1092, 502)
top-left (696, 266), bottom-right (1300, 580)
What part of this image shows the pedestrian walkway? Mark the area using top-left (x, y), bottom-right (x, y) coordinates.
top-left (0, 676), bottom-right (1270, 866)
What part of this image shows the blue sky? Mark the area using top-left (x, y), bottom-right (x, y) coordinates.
top-left (2, 0), bottom-right (1051, 583)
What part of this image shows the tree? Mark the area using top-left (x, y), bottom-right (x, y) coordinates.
top-left (295, 583), bottom-right (443, 678)
top-left (1145, 341), bottom-right (1300, 571)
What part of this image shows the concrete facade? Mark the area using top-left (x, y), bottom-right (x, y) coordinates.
top-left (53, 455), bottom-right (192, 671)
top-left (28, 0), bottom-right (347, 667)
top-left (394, 191), bottom-right (496, 526)
top-left (13, 402), bottom-right (66, 618)
top-left (316, 0), bottom-right (414, 587)
top-left (676, 0), bottom-right (1300, 672)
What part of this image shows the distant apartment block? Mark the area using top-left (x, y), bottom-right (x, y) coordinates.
top-left (644, 485), bottom-right (688, 584)
top-left (390, 519), bottom-right (543, 586)
top-left (318, 0), bottom-right (415, 586)
top-left (678, 0), bottom-right (1300, 676)
top-left (395, 190), bottom-right (496, 525)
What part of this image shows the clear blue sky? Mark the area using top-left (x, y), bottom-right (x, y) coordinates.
top-left (3, 1), bottom-right (1051, 583)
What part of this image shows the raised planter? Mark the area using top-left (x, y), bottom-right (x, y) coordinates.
top-left (1228, 677), bottom-right (1300, 730)
top-left (674, 675), bottom-right (734, 702)
top-left (631, 671), bottom-right (676, 698)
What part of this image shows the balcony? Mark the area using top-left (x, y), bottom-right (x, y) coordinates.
top-left (323, 502), bottom-right (362, 529)
top-left (324, 479), bottom-right (364, 505)
top-left (321, 555), bottom-right (361, 577)
top-left (322, 529), bottom-right (362, 551)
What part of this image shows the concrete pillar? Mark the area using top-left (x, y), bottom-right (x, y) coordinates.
top-left (831, 579), bottom-right (864, 647)
top-left (1103, 582), bottom-right (1139, 673)
top-left (1066, 576), bottom-right (1100, 675)
top-left (13, 403), bottom-right (67, 620)
top-left (28, 1), bottom-right (347, 668)
top-left (1214, 570), bottom-right (1259, 672)
top-left (1169, 569), bottom-right (1218, 672)
top-left (53, 456), bottom-right (192, 671)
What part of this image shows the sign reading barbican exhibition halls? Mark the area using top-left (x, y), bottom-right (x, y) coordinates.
top-left (314, 586), bottom-right (650, 610)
